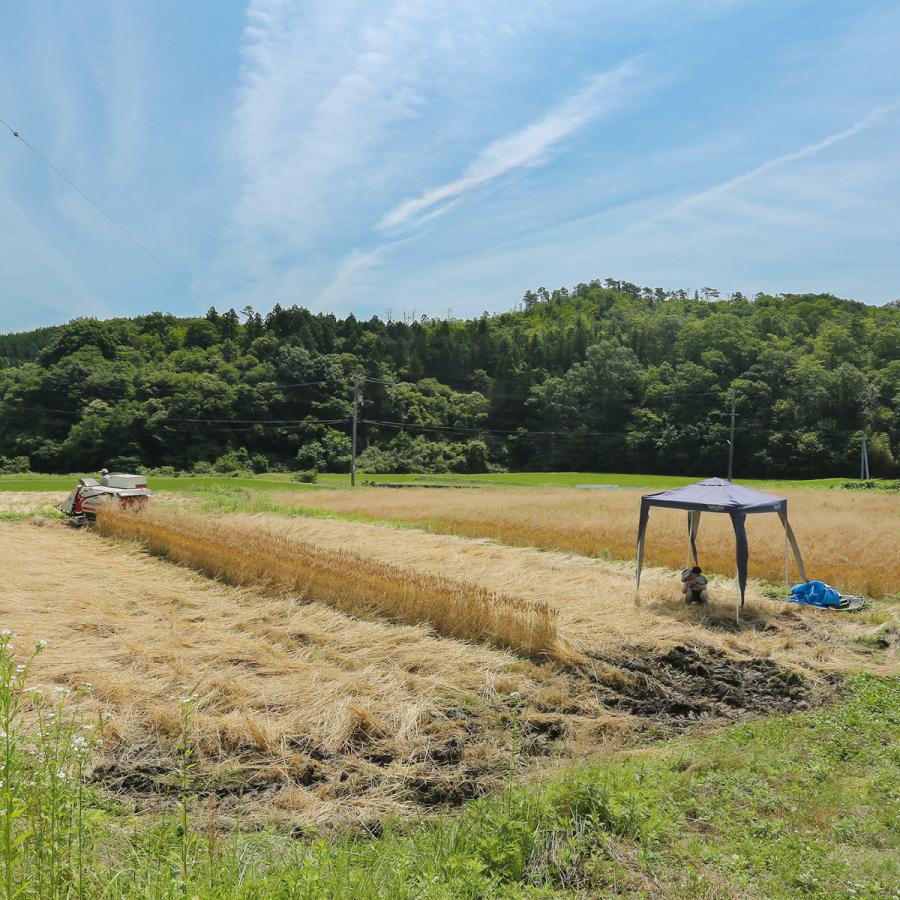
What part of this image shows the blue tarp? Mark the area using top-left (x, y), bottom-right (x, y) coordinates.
top-left (789, 580), bottom-right (842, 608)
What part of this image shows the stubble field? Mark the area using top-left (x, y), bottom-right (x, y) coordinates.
top-left (2, 479), bottom-right (895, 830)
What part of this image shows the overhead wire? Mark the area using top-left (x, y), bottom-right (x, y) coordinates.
top-left (366, 418), bottom-right (643, 438)
top-left (0, 114), bottom-right (209, 306)
top-left (1, 403), bottom-right (348, 426)
top-left (162, 420), bottom-right (348, 434)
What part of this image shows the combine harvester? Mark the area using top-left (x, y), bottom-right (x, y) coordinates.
top-left (59, 472), bottom-right (152, 523)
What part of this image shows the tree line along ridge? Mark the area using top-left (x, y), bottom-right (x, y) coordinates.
top-left (0, 281), bottom-right (897, 478)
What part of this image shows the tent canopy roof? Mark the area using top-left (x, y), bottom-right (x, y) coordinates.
top-left (641, 477), bottom-right (786, 514)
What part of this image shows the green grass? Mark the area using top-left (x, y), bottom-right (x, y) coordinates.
top-left (0, 471), bottom-right (854, 493)
top-left (323, 471), bottom-right (850, 490)
top-left (0, 473), bottom-right (329, 495)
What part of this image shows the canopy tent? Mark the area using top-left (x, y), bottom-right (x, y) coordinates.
top-left (635, 477), bottom-right (806, 624)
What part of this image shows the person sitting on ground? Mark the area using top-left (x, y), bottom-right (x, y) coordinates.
top-left (681, 565), bottom-right (709, 604)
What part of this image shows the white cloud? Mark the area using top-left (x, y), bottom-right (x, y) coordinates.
top-left (221, 0), bottom-right (605, 292)
top-left (378, 58), bottom-right (644, 230)
top-left (315, 246), bottom-right (391, 309)
top-left (231, 0), bottom-right (458, 255)
top-left (669, 101), bottom-right (899, 216)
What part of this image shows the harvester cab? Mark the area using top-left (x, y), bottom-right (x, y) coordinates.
top-left (59, 473), bottom-right (152, 523)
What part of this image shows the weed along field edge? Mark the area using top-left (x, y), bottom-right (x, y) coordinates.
top-left (0, 477), bottom-right (897, 896)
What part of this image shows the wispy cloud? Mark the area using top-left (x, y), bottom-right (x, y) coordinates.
top-left (230, 0), bottom-right (526, 258)
top-left (230, 0), bottom-right (429, 265)
top-left (379, 58), bottom-right (644, 230)
top-left (219, 0), bottom-right (575, 297)
top-left (75, 1), bottom-right (150, 186)
top-left (315, 245), bottom-right (391, 309)
top-left (669, 101), bottom-right (899, 215)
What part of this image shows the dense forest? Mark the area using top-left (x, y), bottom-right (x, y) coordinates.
top-left (0, 281), bottom-right (898, 478)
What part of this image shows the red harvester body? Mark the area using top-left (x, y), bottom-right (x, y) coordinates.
top-left (59, 474), bottom-right (152, 522)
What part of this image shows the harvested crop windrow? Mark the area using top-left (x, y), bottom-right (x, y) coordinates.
top-left (96, 508), bottom-right (562, 659)
top-left (228, 512), bottom-right (897, 679)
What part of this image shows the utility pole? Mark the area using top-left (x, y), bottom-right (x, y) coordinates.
top-left (350, 372), bottom-right (362, 487)
top-left (727, 388), bottom-right (737, 480)
top-left (860, 432), bottom-right (870, 481)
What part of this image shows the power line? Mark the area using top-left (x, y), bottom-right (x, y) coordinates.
top-left (162, 420), bottom-right (348, 434)
top-left (0, 403), bottom-right (348, 426)
top-left (6, 400), bottom-right (871, 437)
top-left (155, 415), bottom-right (348, 425)
top-left (362, 418), bottom-right (633, 437)
top-left (364, 375), bottom-right (730, 403)
top-left (0, 114), bottom-right (209, 306)
top-left (137, 378), bottom-right (336, 396)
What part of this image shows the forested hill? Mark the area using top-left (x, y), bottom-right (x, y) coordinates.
top-left (1, 283), bottom-right (898, 478)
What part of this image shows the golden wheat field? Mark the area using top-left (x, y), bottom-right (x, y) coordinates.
top-left (2, 487), bottom-right (896, 829)
top-left (279, 487), bottom-right (900, 599)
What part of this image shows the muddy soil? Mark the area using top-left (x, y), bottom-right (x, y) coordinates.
top-left (591, 644), bottom-right (817, 721)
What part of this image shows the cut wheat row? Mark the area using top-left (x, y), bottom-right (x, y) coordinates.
top-left (97, 508), bottom-right (562, 659)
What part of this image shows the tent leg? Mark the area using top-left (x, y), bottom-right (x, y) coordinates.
top-left (686, 512), bottom-right (692, 571)
top-left (736, 566), bottom-right (741, 627)
top-left (784, 527), bottom-right (790, 601)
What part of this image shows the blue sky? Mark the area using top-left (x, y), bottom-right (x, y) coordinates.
top-left (0, 0), bottom-right (898, 331)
